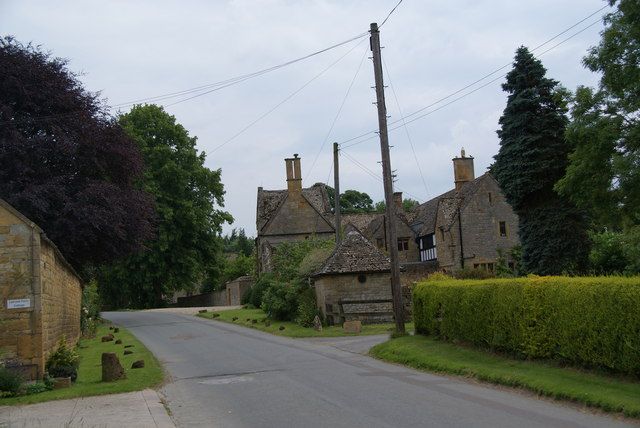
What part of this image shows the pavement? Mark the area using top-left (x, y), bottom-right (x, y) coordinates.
top-left (0, 389), bottom-right (174, 428)
top-left (99, 310), bottom-right (635, 428)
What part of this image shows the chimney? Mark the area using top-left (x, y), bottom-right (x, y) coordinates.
top-left (285, 154), bottom-right (302, 193)
top-left (452, 148), bottom-right (474, 191)
top-left (393, 192), bottom-right (403, 210)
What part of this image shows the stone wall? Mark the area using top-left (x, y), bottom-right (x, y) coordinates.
top-left (436, 177), bottom-right (519, 271)
top-left (314, 272), bottom-right (395, 324)
top-left (226, 276), bottom-right (253, 306)
top-left (0, 200), bottom-right (82, 379)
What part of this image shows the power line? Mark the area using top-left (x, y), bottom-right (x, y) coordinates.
top-left (341, 150), bottom-right (423, 202)
top-left (382, 55), bottom-right (430, 200)
top-left (209, 38), bottom-right (367, 154)
top-left (304, 44), bottom-right (369, 181)
top-left (337, 5), bottom-right (609, 148)
top-left (0, 31), bottom-right (369, 126)
top-left (380, 0), bottom-right (404, 28)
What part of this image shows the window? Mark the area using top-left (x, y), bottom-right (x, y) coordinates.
top-left (499, 221), bottom-right (507, 237)
top-left (473, 262), bottom-right (495, 272)
top-left (397, 238), bottom-right (409, 251)
top-left (419, 234), bottom-right (437, 261)
top-left (376, 238), bottom-right (384, 249)
top-left (357, 274), bottom-right (367, 283)
top-left (488, 192), bottom-right (493, 205)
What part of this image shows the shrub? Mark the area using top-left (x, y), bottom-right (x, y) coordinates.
top-left (24, 382), bottom-right (50, 395)
top-left (247, 273), bottom-right (276, 308)
top-left (0, 366), bottom-right (23, 396)
top-left (295, 287), bottom-right (318, 328)
top-left (81, 280), bottom-right (101, 337)
top-left (46, 336), bottom-right (80, 382)
top-left (261, 281), bottom-right (300, 321)
top-left (413, 276), bottom-right (640, 376)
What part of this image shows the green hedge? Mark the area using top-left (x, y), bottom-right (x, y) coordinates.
top-left (413, 276), bottom-right (640, 376)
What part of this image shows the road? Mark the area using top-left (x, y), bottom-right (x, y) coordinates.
top-left (103, 310), bottom-right (633, 428)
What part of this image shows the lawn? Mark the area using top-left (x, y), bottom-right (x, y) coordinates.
top-left (197, 307), bottom-right (414, 338)
top-left (370, 335), bottom-right (640, 418)
top-left (0, 324), bottom-right (164, 405)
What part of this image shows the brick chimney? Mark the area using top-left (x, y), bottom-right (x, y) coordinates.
top-left (452, 148), bottom-right (474, 191)
top-left (285, 154), bottom-right (302, 193)
top-left (393, 192), bottom-right (403, 210)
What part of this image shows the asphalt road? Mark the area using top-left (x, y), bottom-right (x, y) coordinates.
top-left (103, 311), bottom-right (633, 428)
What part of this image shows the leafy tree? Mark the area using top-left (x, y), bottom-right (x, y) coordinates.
top-left (222, 228), bottom-right (254, 257)
top-left (492, 46), bottom-right (590, 275)
top-left (320, 184), bottom-right (375, 214)
top-left (0, 37), bottom-right (154, 270)
top-left (556, 0), bottom-right (640, 228)
top-left (374, 198), bottom-right (419, 213)
top-left (97, 105), bottom-right (232, 308)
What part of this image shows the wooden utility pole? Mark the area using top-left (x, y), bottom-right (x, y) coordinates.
top-left (370, 22), bottom-right (405, 333)
top-left (333, 142), bottom-right (342, 246)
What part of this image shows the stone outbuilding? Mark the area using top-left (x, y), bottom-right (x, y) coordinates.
top-left (312, 230), bottom-right (394, 325)
top-left (0, 198), bottom-right (82, 379)
top-left (225, 275), bottom-right (254, 306)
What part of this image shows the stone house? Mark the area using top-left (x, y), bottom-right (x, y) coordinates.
top-left (225, 275), bottom-right (253, 306)
top-left (0, 199), bottom-right (82, 380)
top-left (410, 150), bottom-right (520, 272)
top-left (256, 154), bottom-right (335, 273)
top-left (312, 230), bottom-right (394, 324)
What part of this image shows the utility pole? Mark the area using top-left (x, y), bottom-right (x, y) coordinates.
top-left (370, 22), bottom-right (405, 334)
top-left (333, 142), bottom-right (342, 246)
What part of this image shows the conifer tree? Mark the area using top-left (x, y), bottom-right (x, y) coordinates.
top-left (492, 46), bottom-right (589, 275)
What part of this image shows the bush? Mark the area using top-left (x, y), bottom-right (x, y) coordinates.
top-left (245, 273), bottom-right (276, 308)
top-left (0, 366), bottom-right (23, 396)
top-left (46, 336), bottom-right (80, 382)
top-left (81, 280), bottom-right (101, 337)
top-left (413, 276), bottom-right (640, 376)
top-left (261, 281), bottom-right (300, 321)
top-left (295, 287), bottom-right (318, 327)
top-left (589, 228), bottom-right (640, 275)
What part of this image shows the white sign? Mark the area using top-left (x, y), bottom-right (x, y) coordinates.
top-left (7, 298), bottom-right (31, 309)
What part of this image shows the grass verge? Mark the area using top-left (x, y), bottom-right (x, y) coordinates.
top-left (197, 308), bottom-right (413, 338)
top-left (0, 324), bottom-right (163, 406)
top-left (370, 335), bottom-right (640, 418)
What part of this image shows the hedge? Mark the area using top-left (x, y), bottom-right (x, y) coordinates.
top-left (413, 276), bottom-right (640, 376)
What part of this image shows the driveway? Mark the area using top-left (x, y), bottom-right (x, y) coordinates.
top-left (103, 310), bottom-right (634, 428)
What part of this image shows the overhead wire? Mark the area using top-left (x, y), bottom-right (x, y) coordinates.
top-left (337, 5), bottom-right (609, 149)
top-left (382, 55), bottom-right (430, 200)
top-left (209, 38), bottom-right (367, 154)
top-left (380, 0), bottom-right (404, 28)
top-left (304, 43), bottom-right (369, 181)
top-left (0, 31), bottom-right (369, 126)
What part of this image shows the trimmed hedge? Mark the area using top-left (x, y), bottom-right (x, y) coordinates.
top-left (413, 276), bottom-right (640, 376)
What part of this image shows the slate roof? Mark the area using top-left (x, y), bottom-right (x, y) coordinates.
top-left (411, 173), bottom-right (493, 236)
top-left (313, 230), bottom-right (391, 276)
top-left (341, 213), bottom-right (382, 235)
top-left (256, 184), bottom-right (331, 231)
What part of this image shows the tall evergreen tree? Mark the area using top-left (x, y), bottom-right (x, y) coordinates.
top-left (98, 105), bottom-right (232, 308)
top-left (492, 46), bottom-right (589, 275)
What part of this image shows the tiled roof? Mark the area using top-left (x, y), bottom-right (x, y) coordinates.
top-left (411, 173), bottom-right (492, 236)
top-left (256, 184), bottom-right (331, 231)
top-left (313, 230), bottom-right (390, 276)
top-left (341, 213), bottom-right (382, 235)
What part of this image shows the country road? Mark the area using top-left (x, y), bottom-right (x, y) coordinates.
top-left (103, 310), bottom-right (632, 428)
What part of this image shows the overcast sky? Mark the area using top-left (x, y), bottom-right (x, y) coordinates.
top-left (2, 0), bottom-right (608, 235)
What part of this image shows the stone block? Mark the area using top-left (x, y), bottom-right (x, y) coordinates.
top-left (343, 320), bottom-right (362, 334)
top-left (53, 377), bottom-right (72, 389)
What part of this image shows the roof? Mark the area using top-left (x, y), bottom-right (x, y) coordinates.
top-left (341, 213), bottom-right (382, 235)
top-left (411, 173), bottom-right (493, 236)
top-left (313, 230), bottom-right (390, 276)
top-left (256, 184), bottom-right (331, 231)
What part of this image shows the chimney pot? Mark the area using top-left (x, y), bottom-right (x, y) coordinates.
top-left (285, 155), bottom-right (302, 193)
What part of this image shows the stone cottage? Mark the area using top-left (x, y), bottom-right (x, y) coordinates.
top-left (0, 198), bottom-right (82, 380)
top-left (256, 154), bottom-right (335, 273)
top-left (312, 230), bottom-right (394, 325)
top-left (410, 150), bottom-right (520, 272)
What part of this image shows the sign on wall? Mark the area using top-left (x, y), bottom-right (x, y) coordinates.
top-left (6, 298), bottom-right (31, 309)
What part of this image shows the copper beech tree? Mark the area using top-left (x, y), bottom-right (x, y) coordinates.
top-left (0, 37), bottom-right (155, 270)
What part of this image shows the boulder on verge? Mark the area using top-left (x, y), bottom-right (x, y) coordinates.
top-left (131, 360), bottom-right (145, 369)
top-left (343, 320), bottom-right (362, 334)
top-left (124, 349), bottom-right (133, 355)
top-left (101, 352), bottom-right (126, 382)
top-left (115, 339), bottom-right (122, 344)
top-left (101, 335), bottom-right (114, 342)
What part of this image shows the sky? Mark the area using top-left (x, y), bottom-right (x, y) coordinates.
top-left (2, 0), bottom-right (608, 235)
